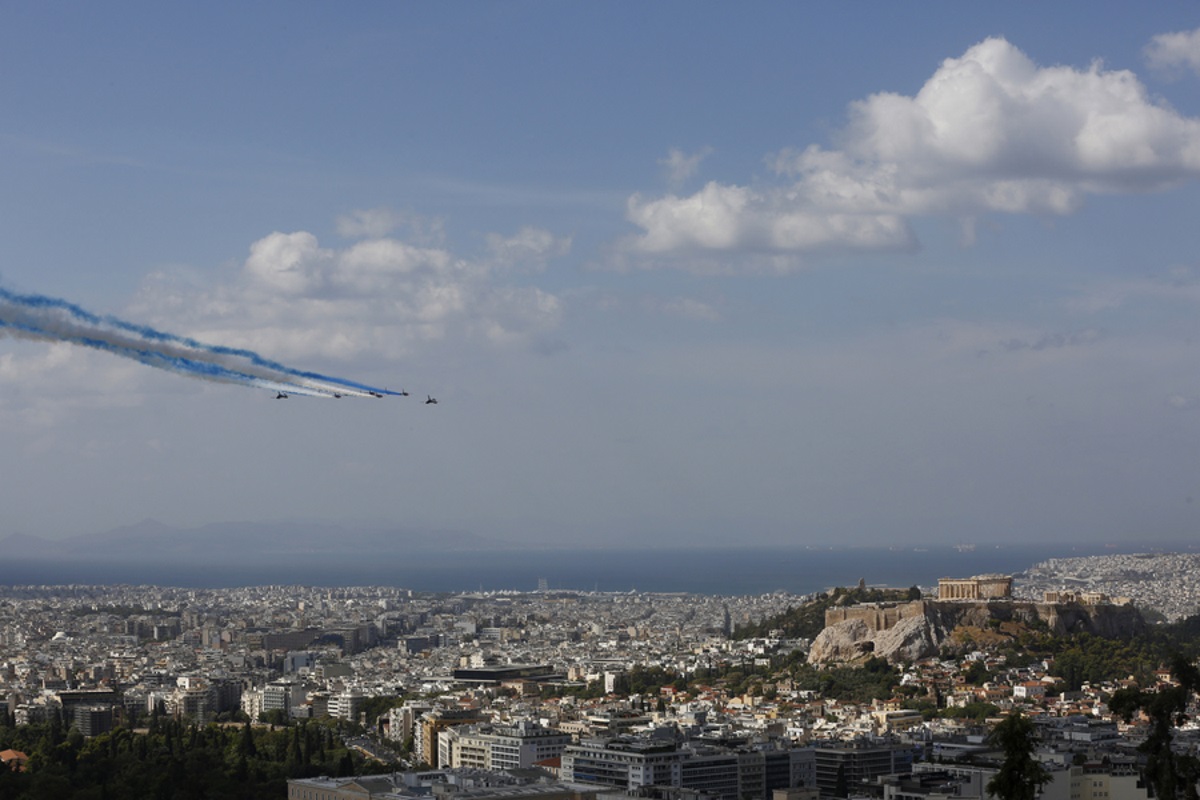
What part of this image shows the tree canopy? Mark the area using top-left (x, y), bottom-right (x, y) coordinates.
top-left (985, 711), bottom-right (1051, 800)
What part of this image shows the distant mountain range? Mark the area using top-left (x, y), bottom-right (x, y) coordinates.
top-left (0, 519), bottom-right (511, 564)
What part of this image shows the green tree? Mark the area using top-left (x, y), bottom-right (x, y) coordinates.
top-left (985, 711), bottom-right (1050, 800)
top-left (963, 659), bottom-right (990, 686)
top-left (1109, 654), bottom-right (1200, 800)
top-left (238, 720), bottom-right (257, 759)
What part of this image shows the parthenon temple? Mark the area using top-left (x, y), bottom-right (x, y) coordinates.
top-left (937, 574), bottom-right (1013, 601)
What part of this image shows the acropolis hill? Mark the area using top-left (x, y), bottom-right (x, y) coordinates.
top-left (807, 574), bottom-right (1145, 665)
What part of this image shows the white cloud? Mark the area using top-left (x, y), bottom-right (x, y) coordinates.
top-left (244, 231), bottom-right (331, 295)
top-left (1145, 28), bottom-right (1200, 78)
top-left (626, 182), bottom-right (915, 259)
top-left (485, 226), bottom-right (572, 271)
top-left (627, 183), bottom-right (752, 252)
top-left (659, 147), bottom-right (713, 190)
top-left (625, 37), bottom-right (1200, 267)
top-left (336, 208), bottom-right (404, 239)
top-left (130, 225), bottom-right (566, 364)
top-left (813, 37), bottom-right (1200, 198)
top-left (471, 286), bottom-right (563, 346)
top-left (334, 239), bottom-right (453, 295)
top-left (0, 343), bottom-right (145, 431)
top-left (336, 208), bottom-right (447, 246)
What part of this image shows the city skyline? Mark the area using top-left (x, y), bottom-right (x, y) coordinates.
top-left (3, 5), bottom-right (1200, 547)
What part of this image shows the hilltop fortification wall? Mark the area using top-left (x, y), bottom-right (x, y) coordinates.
top-left (824, 600), bottom-right (928, 633)
top-left (810, 599), bottom-right (1144, 664)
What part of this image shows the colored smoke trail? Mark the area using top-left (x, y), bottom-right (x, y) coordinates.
top-left (0, 286), bottom-right (398, 398)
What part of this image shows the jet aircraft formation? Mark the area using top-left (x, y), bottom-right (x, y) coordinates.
top-left (275, 389), bottom-right (435, 403)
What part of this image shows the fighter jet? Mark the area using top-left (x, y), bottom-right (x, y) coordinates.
top-left (425, 395), bottom-right (438, 405)
top-left (275, 392), bottom-right (289, 399)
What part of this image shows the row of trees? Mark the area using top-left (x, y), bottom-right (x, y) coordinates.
top-left (0, 712), bottom-right (384, 800)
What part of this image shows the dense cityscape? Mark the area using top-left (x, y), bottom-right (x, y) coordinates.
top-left (0, 552), bottom-right (1198, 798)
top-left (7, 4), bottom-right (1200, 800)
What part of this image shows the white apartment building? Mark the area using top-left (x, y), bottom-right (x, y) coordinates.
top-left (262, 679), bottom-right (307, 720)
top-left (329, 690), bottom-right (365, 722)
top-left (440, 721), bottom-right (572, 771)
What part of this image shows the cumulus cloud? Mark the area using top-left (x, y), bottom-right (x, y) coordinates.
top-left (130, 224), bottom-right (566, 363)
top-left (626, 183), bottom-right (916, 257)
top-left (1145, 28), bottom-right (1200, 77)
top-left (625, 37), bottom-right (1200, 267)
top-left (244, 232), bottom-right (331, 295)
top-left (825, 38), bottom-right (1200, 195)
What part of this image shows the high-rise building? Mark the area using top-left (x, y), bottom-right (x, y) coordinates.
top-left (813, 741), bottom-right (914, 798)
top-left (262, 679), bottom-right (306, 721)
top-left (73, 705), bottom-right (114, 738)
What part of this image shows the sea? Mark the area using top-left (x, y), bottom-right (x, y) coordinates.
top-left (5, 540), bottom-right (1197, 595)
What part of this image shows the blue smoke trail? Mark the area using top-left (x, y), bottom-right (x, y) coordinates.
top-left (0, 286), bottom-right (400, 397)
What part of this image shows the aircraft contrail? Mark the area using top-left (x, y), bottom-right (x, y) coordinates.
top-left (0, 286), bottom-right (401, 398)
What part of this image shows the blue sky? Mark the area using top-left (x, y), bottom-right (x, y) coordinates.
top-left (2, 3), bottom-right (1200, 548)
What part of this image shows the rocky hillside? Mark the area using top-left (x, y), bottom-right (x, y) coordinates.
top-left (807, 599), bottom-right (1145, 665)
